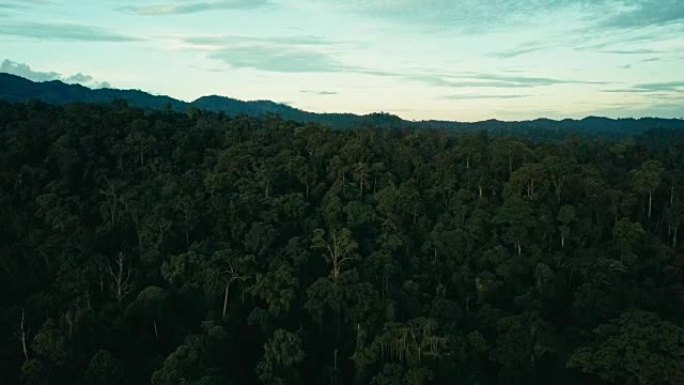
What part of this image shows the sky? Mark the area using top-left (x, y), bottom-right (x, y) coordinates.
top-left (0, 0), bottom-right (683, 121)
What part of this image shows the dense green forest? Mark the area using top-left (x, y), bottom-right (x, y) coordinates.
top-left (1, 100), bottom-right (683, 385)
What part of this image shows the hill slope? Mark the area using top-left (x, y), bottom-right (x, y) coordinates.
top-left (2, 72), bottom-right (683, 137)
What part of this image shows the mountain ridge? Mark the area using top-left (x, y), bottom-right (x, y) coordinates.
top-left (1, 72), bottom-right (683, 137)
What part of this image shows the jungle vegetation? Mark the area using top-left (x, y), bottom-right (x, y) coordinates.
top-left (1, 100), bottom-right (683, 385)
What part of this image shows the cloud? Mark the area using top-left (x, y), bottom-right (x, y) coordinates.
top-left (63, 73), bottom-right (111, 88)
top-left (210, 46), bottom-right (353, 73)
top-left (600, 48), bottom-right (663, 55)
top-left (300, 90), bottom-right (338, 95)
top-left (404, 73), bottom-right (603, 88)
top-left (1, 59), bottom-right (60, 81)
top-left (604, 81), bottom-right (684, 94)
top-left (122, 0), bottom-right (270, 15)
top-left (492, 44), bottom-right (552, 58)
top-left (184, 34), bottom-right (332, 47)
top-left (443, 93), bottom-right (528, 100)
top-left (205, 44), bottom-right (600, 87)
top-left (1, 59), bottom-right (110, 88)
top-left (0, 0), bottom-right (53, 9)
top-left (634, 81), bottom-right (684, 92)
top-left (181, 33), bottom-right (365, 74)
top-left (601, 0), bottom-right (684, 29)
top-left (313, 0), bottom-right (615, 33)
top-left (0, 22), bottom-right (139, 42)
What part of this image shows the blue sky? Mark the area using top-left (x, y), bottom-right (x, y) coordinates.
top-left (1, 0), bottom-right (683, 121)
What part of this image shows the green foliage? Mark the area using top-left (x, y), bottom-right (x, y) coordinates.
top-left (0, 101), bottom-right (683, 385)
top-left (256, 329), bottom-right (305, 385)
top-left (568, 311), bottom-right (684, 385)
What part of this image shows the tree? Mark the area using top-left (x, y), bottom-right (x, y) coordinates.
top-left (84, 350), bottom-right (125, 385)
top-left (613, 218), bottom-right (645, 262)
top-left (311, 228), bottom-right (359, 281)
top-left (632, 160), bottom-right (664, 219)
top-left (557, 204), bottom-right (576, 249)
top-left (493, 195), bottom-right (535, 255)
top-left (568, 310), bottom-right (684, 385)
top-left (256, 329), bottom-right (305, 385)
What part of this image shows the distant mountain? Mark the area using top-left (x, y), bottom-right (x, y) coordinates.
top-left (2, 72), bottom-right (683, 138)
top-left (0, 73), bottom-right (187, 111)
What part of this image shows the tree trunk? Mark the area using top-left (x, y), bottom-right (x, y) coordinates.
top-left (673, 225), bottom-right (679, 250)
top-left (648, 192), bottom-right (653, 219)
top-left (331, 348), bottom-right (339, 385)
top-left (554, 178), bottom-right (563, 203)
top-left (222, 282), bottom-right (231, 318)
top-left (184, 210), bottom-right (190, 251)
top-left (20, 309), bottom-right (29, 363)
top-left (153, 319), bottom-right (159, 340)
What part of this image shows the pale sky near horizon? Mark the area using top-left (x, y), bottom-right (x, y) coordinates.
top-left (1, 0), bottom-right (683, 121)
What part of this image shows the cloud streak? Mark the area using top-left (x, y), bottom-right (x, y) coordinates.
top-left (443, 93), bottom-right (528, 100)
top-left (123, 0), bottom-right (270, 15)
top-left (301, 90), bottom-right (338, 95)
top-left (0, 22), bottom-right (139, 42)
top-left (604, 81), bottom-right (684, 94)
top-left (404, 73), bottom-right (604, 89)
top-left (209, 46), bottom-right (352, 73)
top-left (184, 34), bottom-right (332, 47)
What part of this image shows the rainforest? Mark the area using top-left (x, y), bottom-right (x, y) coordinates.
top-left (1, 100), bottom-right (683, 385)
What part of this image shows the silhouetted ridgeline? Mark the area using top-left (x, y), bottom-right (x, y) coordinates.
top-left (2, 72), bottom-right (683, 139)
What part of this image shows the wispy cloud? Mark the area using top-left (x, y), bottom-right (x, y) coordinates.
top-left (0, 0), bottom-right (53, 9)
top-left (443, 93), bottom-right (528, 100)
top-left (1, 59), bottom-right (110, 88)
top-left (632, 81), bottom-right (684, 93)
top-left (344, 0), bottom-right (684, 33)
top-left (600, 48), bottom-right (663, 55)
top-left (181, 33), bottom-right (360, 74)
top-left (495, 31), bottom-right (671, 60)
top-left (601, 0), bottom-right (684, 29)
top-left (200, 39), bottom-right (603, 88)
top-left (404, 72), bottom-right (603, 88)
top-left (493, 45), bottom-right (551, 58)
top-left (122, 0), bottom-right (270, 15)
top-left (184, 34), bottom-right (332, 47)
top-left (301, 90), bottom-right (338, 95)
top-left (604, 81), bottom-right (684, 94)
top-left (318, 0), bottom-right (600, 32)
top-left (209, 46), bottom-right (353, 73)
top-left (0, 22), bottom-right (139, 42)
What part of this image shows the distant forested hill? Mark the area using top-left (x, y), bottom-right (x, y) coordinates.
top-left (2, 72), bottom-right (683, 139)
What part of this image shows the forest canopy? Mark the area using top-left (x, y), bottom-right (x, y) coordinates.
top-left (1, 100), bottom-right (683, 385)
